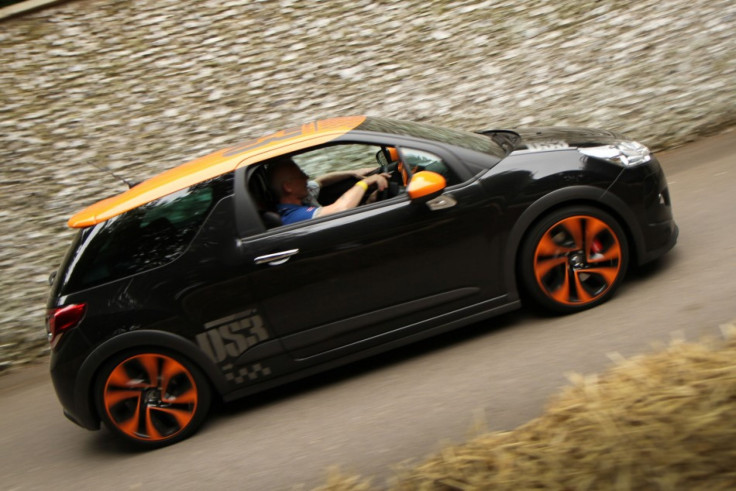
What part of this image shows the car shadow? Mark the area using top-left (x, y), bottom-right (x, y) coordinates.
top-left (626, 247), bottom-right (681, 285)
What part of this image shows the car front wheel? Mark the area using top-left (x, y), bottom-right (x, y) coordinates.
top-left (95, 350), bottom-right (211, 448)
top-left (520, 206), bottom-right (629, 314)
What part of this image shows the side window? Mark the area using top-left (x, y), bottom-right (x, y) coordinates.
top-left (290, 143), bottom-right (384, 207)
top-left (291, 143), bottom-right (380, 176)
top-left (401, 148), bottom-right (458, 185)
top-left (250, 143), bottom-right (458, 229)
top-left (60, 173), bottom-right (234, 293)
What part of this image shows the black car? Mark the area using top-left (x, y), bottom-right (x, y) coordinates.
top-left (47, 116), bottom-right (677, 447)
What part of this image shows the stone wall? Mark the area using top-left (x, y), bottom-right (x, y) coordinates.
top-left (1, 0), bottom-right (734, 370)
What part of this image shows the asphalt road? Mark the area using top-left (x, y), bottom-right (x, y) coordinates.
top-left (2, 129), bottom-right (734, 490)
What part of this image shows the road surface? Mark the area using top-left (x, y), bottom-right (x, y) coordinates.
top-left (1, 129), bottom-right (734, 490)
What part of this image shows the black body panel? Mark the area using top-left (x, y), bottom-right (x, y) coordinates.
top-left (47, 121), bottom-right (677, 435)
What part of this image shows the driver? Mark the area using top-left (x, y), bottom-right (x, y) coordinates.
top-left (268, 157), bottom-right (389, 225)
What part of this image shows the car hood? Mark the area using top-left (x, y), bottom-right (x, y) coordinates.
top-left (512, 127), bottom-right (626, 151)
top-left (479, 127), bottom-right (629, 153)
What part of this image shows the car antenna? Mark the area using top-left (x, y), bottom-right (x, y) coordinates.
top-left (87, 161), bottom-right (139, 189)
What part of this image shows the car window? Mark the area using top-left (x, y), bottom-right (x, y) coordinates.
top-left (291, 143), bottom-right (380, 176)
top-left (400, 148), bottom-right (457, 184)
top-left (58, 173), bottom-right (234, 294)
top-left (291, 144), bottom-right (458, 186)
top-left (249, 142), bottom-right (463, 229)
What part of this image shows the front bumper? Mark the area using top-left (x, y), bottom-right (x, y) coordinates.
top-left (610, 154), bottom-right (678, 266)
top-left (640, 220), bottom-right (678, 264)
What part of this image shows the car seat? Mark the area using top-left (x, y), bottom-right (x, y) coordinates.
top-left (247, 165), bottom-right (283, 229)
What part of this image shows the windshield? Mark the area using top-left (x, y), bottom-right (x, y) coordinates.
top-left (356, 117), bottom-right (508, 159)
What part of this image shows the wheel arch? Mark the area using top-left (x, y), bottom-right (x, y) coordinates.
top-left (504, 186), bottom-right (645, 297)
top-left (73, 330), bottom-right (228, 429)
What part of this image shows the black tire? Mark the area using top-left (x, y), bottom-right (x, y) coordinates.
top-left (519, 206), bottom-right (629, 314)
top-left (95, 349), bottom-right (211, 449)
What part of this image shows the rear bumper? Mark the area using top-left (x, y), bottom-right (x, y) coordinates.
top-left (49, 332), bottom-right (100, 431)
top-left (62, 408), bottom-right (94, 429)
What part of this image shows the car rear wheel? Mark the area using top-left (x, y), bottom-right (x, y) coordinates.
top-left (95, 350), bottom-right (211, 448)
top-left (520, 206), bottom-right (628, 314)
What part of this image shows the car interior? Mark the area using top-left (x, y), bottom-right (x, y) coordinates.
top-left (246, 143), bottom-right (456, 229)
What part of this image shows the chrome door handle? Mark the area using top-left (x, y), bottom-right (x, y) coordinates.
top-left (254, 249), bottom-right (300, 266)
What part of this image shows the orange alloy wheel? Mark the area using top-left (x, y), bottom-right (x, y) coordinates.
top-left (531, 214), bottom-right (624, 308)
top-left (101, 353), bottom-right (202, 443)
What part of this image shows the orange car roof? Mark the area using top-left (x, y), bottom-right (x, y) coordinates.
top-left (68, 116), bottom-right (367, 228)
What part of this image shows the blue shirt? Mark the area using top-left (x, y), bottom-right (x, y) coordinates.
top-left (276, 203), bottom-right (320, 225)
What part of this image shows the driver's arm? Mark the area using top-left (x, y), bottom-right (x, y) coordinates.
top-left (315, 167), bottom-right (374, 187)
top-left (317, 173), bottom-right (389, 218)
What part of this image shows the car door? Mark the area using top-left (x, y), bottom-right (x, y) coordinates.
top-left (238, 143), bottom-right (506, 362)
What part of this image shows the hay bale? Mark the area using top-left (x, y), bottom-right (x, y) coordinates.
top-left (317, 324), bottom-right (736, 490)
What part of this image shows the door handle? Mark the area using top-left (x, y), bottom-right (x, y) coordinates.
top-left (254, 249), bottom-right (300, 266)
top-left (426, 194), bottom-right (457, 211)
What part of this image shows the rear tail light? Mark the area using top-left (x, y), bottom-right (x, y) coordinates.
top-left (46, 304), bottom-right (86, 348)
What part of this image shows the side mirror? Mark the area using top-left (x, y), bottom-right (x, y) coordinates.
top-left (407, 171), bottom-right (446, 204)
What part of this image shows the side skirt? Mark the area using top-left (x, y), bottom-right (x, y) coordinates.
top-left (222, 298), bottom-right (521, 403)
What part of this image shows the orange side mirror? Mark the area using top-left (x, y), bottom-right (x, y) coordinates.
top-left (407, 171), bottom-right (446, 203)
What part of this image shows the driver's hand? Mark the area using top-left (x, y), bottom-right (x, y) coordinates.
top-left (364, 173), bottom-right (390, 191)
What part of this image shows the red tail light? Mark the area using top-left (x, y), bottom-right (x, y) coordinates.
top-left (47, 304), bottom-right (86, 348)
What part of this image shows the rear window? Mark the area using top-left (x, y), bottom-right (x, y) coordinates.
top-left (57, 173), bottom-right (233, 294)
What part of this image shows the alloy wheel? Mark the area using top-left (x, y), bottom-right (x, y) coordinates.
top-left (101, 353), bottom-right (200, 443)
top-left (532, 214), bottom-right (623, 306)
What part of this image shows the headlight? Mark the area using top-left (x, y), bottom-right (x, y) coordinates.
top-left (579, 141), bottom-right (651, 166)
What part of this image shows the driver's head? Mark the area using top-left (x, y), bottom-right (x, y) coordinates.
top-left (268, 156), bottom-right (309, 201)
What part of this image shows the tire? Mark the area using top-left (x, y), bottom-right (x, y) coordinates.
top-left (520, 206), bottom-right (629, 314)
top-left (95, 350), bottom-right (211, 449)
